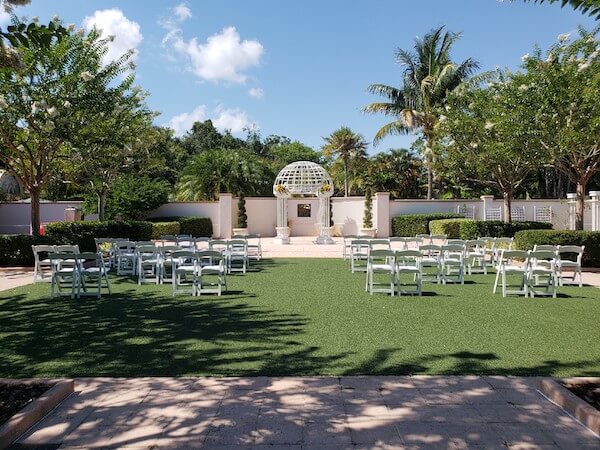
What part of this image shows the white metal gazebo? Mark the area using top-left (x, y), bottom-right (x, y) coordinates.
top-left (272, 161), bottom-right (334, 244)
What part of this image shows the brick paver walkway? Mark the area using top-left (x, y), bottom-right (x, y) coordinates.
top-left (16, 376), bottom-right (600, 449)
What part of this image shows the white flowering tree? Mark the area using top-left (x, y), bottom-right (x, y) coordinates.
top-left (0, 17), bottom-right (136, 234)
top-left (522, 27), bottom-right (600, 230)
top-left (438, 72), bottom-right (543, 223)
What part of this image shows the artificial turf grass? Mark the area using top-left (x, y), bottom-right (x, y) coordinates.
top-left (0, 258), bottom-right (599, 378)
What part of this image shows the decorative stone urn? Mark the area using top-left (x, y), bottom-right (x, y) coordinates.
top-left (232, 228), bottom-right (249, 236)
top-left (360, 228), bottom-right (377, 238)
top-left (315, 226), bottom-right (334, 244)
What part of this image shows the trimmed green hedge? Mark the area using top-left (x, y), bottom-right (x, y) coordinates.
top-left (151, 222), bottom-right (180, 240)
top-left (515, 230), bottom-right (600, 267)
top-left (45, 221), bottom-right (153, 252)
top-left (147, 216), bottom-right (213, 237)
top-left (391, 213), bottom-right (463, 237)
top-left (0, 235), bottom-right (49, 266)
top-left (428, 219), bottom-right (553, 240)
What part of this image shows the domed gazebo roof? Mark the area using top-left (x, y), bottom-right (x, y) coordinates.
top-left (273, 161), bottom-right (333, 196)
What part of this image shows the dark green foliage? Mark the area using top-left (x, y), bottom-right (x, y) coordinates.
top-left (44, 221), bottom-right (153, 252)
top-left (0, 234), bottom-right (49, 266)
top-left (515, 230), bottom-right (600, 266)
top-left (103, 176), bottom-right (170, 220)
top-left (237, 194), bottom-right (247, 229)
top-left (363, 189), bottom-right (373, 228)
top-left (178, 217), bottom-right (213, 237)
top-left (429, 219), bottom-right (554, 239)
top-left (151, 222), bottom-right (180, 240)
top-left (391, 213), bottom-right (463, 236)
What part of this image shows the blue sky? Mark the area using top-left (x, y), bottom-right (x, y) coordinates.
top-left (2, 1), bottom-right (596, 154)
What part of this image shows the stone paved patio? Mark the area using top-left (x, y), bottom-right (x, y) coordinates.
top-left (14, 376), bottom-right (600, 449)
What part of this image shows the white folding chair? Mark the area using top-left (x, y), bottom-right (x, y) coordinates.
top-left (246, 234), bottom-right (262, 261)
top-left (528, 250), bottom-right (557, 298)
top-left (416, 234), bottom-right (432, 245)
top-left (197, 250), bottom-right (227, 296)
top-left (136, 245), bottom-right (160, 285)
top-left (49, 252), bottom-right (80, 299)
top-left (395, 250), bottom-right (422, 296)
top-left (479, 237), bottom-right (496, 268)
top-left (441, 244), bottom-right (465, 284)
top-left (404, 237), bottom-right (422, 250)
top-left (365, 249), bottom-right (396, 296)
top-left (419, 244), bottom-right (442, 284)
top-left (159, 245), bottom-right (180, 284)
top-left (493, 237), bottom-right (514, 265)
top-left (430, 234), bottom-right (448, 246)
top-left (466, 239), bottom-right (487, 275)
top-left (193, 237), bottom-right (211, 251)
top-left (114, 241), bottom-right (136, 276)
top-left (557, 245), bottom-right (585, 287)
top-left (493, 250), bottom-right (529, 297)
top-left (370, 239), bottom-right (391, 252)
top-left (160, 235), bottom-right (178, 246)
top-left (176, 235), bottom-right (194, 249)
top-left (171, 250), bottom-right (198, 296)
top-left (32, 245), bottom-right (56, 282)
top-left (94, 238), bottom-right (115, 269)
top-left (350, 239), bottom-right (370, 273)
top-left (389, 237), bottom-right (405, 251)
top-left (228, 239), bottom-right (248, 274)
top-left (77, 252), bottom-right (112, 298)
top-left (342, 235), bottom-right (358, 260)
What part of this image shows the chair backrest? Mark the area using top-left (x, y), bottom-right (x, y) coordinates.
top-left (403, 237), bottom-right (422, 249)
top-left (209, 239), bottom-right (229, 251)
top-left (114, 241), bottom-right (135, 252)
top-left (77, 252), bottom-right (103, 266)
top-left (447, 239), bottom-right (466, 245)
top-left (395, 250), bottom-right (422, 267)
top-left (171, 250), bottom-right (197, 267)
top-left (494, 237), bottom-right (514, 250)
top-left (192, 237), bottom-right (210, 250)
top-left (160, 235), bottom-right (178, 242)
top-left (441, 244), bottom-right (465, 259)
top-left (369, 239), bottom-right (390, 250)
top-left (48, 252), bottom-right (79, 269)
top-left (529, 250), bottom-right (557, 267)
top-left (429, 234), bottom-right (447, 245)
top-left (94, 238), bottom-right (114, 252)
top-left (160, 245), bottom-right (181, 257)
top-left (229, 239), bottom-right (248, 252)
top-left (466, 239), bottom-right (486, 251)
top-left (136, 245), bottom-right (158, 256)
top-left (32, 245), bottom-right (55, 254)
top-left (419, 244), bottom-right (441, 257)
top-left (54, 244), bottom-right (79, 254)
top-left (368, 249), bottom-right (395, 263)
top-left (558, 245), bottom-right (585, 262)
top-left (533, 244), bottom-right (558, 252)
top-left (197, 250), bottom-right (224, 267)
top-left (479, 237), bottom-right (495, 248)
top-left (176, 235), bottom-right (194, 247)
top-left (343, 234), bottom-right (357, 242)
top-left (499, 250), bottom-right (529, 264)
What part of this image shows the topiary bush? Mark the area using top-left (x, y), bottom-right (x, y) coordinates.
top-left (237, 194), bottom-right (247, 229)
top-left (151, 222), bottom-right (180, 240)
top-left (363, 188), bottom-right (373, 229)
top-left (45, 221), bottom-right (153, 252)
top-left (515, 230), bottom-right (600, 267)
top-left (178, 217), bottom-right (213, 237)
top-left (391, 213), bottom-right (463, 237)
top-left (428, 219), bottom-right (553, 240)
top-left (0, 235), bottom-right (50, 266)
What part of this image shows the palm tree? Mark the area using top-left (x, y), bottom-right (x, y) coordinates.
top-left (322, 127), bottom-right (368, 197)
top-left (364, 26), bottom-right (478, 199)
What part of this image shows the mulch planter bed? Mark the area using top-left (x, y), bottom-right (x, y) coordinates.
top-left (562, 381), bottom-right (600, 411)
top-left (0, 382), bottom-right (52, 426)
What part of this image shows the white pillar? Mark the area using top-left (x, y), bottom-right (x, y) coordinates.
top-left (590, 191), bottom-right (600, 231)
top-left (218, 193), bottom-right (233, 239)
top-left (274, 197), bottom-right (290, 244)
top-left (567, 193), bottom-right (577, 230)
top-left (374, 192), bottom-right (390, 237)
top-left (315, 196), bottom-right (334, 244)
top-left (480, 195), bottom-right (494, 221)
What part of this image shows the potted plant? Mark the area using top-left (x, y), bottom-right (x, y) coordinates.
top-left (232, 193), bottom-right (249, 236)
top-left (360, 187), bottom-right (377, 237)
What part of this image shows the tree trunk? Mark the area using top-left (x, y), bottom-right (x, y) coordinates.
top-left (575, 181), bottom-right (586, 230)
top-left (98, 190), bottom-right (107, 221)
top-left (503, 191), bottom-right (512, 224)
top-left (343, 158), bottom-right (349, 197)
top-left (30, 187), bottom-right (41, 236)
top-left (426, 163), bottom-right (433, 200)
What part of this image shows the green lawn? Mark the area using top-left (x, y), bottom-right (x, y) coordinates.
top-left (1, 258), bottom-right (599, 377)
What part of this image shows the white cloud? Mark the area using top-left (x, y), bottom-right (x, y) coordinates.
top-left (0, 9), bottom-right (10, 26)
top-left (163, 26), bottom-right (263, 83)
top-left (248, 87), bottom-right (264, 99)
top-left (83, 9), bottom-right (142, 65)
top-left (168, 104), bottom-right (254, 136)
top-left (174, 3), bottom-right (192, 21)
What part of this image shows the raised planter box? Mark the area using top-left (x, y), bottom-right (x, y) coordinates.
top-left (540, 377), bottom-right (600, 436)
top-left (0, 379), bottom-right (74, 448)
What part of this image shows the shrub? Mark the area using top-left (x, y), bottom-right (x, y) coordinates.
top-left (515, 230), bottom-right (600, 266)
top-left (363, 188), bottom-right (373, 229)
top-left (391, 213), bottom-right (463, 236)
top-left (45, 221), bottom-right (153, 252)
top-left (237, 193), bottom-right (247, 228)
top-left (151, 222), bottom-right (180, 240)
top-left (428, 219), bottom-right (471, 239)
top-left (0, 235), bottom-right (49, 266)
top-left (178, 217), bottom-right (213, 237)
top-left (428, 219), bottom-right (553, 240)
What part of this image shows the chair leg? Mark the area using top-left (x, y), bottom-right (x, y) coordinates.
top-left (493, 270), bottom-right (500, 294)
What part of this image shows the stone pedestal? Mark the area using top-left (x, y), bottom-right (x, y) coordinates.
top-left (274, 226), bottom-right (290, 244)
top-left (315, 226), bottom-right (335, 244)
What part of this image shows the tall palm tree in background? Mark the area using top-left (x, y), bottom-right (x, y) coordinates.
top-left (364, 26), bottom-right (479, 199)
top-left (322, 127), bottom-right (368, 197)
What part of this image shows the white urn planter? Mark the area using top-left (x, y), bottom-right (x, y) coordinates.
top-left (232, 228), bottom-right (249, 236)
top-left (315, 226), bottom-right (335, 245)
top-left (274, 226), bottom-right (291, 244)
top-left (360, 228), bottom-right (377, 238)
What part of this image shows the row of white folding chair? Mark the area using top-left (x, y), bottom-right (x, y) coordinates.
top-left (170, 250), bottom-right (227, 296)
top-left (493, 250), bottom-right (560, 298)
top-left (532, 244), bottom-right (585, 287)
top-left (49, 252), bottom-right (111, 299)
top-left (232, 234), bottom-right (263, 261)
top-left (366, 249), bottom-right (423, 296)
top-left (32, 244), bottom-right (80, 282)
